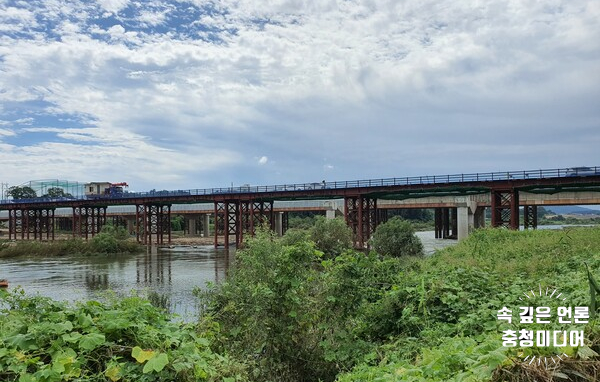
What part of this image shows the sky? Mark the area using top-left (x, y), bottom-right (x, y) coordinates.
top-left (0, 0), bottom-right (599, 192)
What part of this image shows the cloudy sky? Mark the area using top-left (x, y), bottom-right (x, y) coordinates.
top-left (1, 0), bottom-right (599, 192)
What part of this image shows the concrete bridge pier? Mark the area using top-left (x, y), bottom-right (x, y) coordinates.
top-left (456, 199), bottom-right (480, 241)
top-left (126, 217), bottom-right (135, 236)
top-left (275, 212), bottom-right (284, 236)
top-left (186, 216), bottom-right (198, 236)
top-left (202, 214), bottom-right (210, 237)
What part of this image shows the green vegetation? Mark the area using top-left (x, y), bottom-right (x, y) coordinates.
top-left (6, 186), bottom-right (37, 199)
top-left (205, 227), bottom-right (600, 382)
top-left (2, 226), bottom-right (600, 381)
top-left (0, 290), bottom-right (244, 382)
top-left (370, 216), bottom-right (424, 257)
top-left (309, 216), bottom-right (353, 258)
top-left (0, 226), bottom-right (140, 258)
top-left (41, 187), bottom-right (73, 198)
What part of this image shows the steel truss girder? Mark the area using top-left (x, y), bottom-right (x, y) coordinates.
top-left (523, 205), bottom-right (538, 230)
top-left (73, 206), bottom-right (107, 239)
top-left (8, 208), bottom-right (55, 240)
top-left (491, 189), bottom-right (519, 229)
top-left (344, 196), bottom-right (378, 249)
top-left (136, 204), bottom-right (171, 245)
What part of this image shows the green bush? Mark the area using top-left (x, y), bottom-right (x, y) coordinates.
top-left (280, 228), bottom-right (310, 246)
top-left (310, 216), bottom-right (353, 258)
top-left (371, 217), bottom-right (424, 257)
top-left (90, 232), bottom-right (119, 253)
top-left (0, 290), bottom-right (247, 382)
top-left (207, 229), bottom-right (330, 381)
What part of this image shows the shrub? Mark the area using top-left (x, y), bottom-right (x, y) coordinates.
top-left (371, 217), bottom-right (424, 257)
top-left (0, 290), bottom-right (246, 382)
top-left (207, 229), bottom-right (331, 381)
top-left (310, 216), bottom-right (353, 258)
top-left (90, 232), bottom-right (119, 253)
top-left (280, 228), bottom-right (310, 246)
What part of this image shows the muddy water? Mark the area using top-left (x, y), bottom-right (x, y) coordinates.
top-left (0, 231), bottom-right (456, 320)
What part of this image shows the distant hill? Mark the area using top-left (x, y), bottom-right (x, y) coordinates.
top-left (545, 205), bottom-right (600, 215)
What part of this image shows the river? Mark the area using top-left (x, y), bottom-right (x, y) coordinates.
top-left (0, 227), bottom-right (574, 320)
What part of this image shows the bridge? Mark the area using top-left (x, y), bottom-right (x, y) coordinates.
top-left (1, 167), bottom-right (599, 247)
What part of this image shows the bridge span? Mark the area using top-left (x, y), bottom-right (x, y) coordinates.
top-left (1, 167), bottom-right (599, 247)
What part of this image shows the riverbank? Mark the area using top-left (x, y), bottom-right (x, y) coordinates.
top-left (0, 226), bottom-right (142, 258)
top-left (2, 226), bottom-right (600, 381)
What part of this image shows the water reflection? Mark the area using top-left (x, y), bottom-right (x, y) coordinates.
top-left (0, 245), bottom-right (235, 321)
top-left (0, 231), bottom-right (466, 319)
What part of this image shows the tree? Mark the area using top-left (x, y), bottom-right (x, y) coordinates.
top-left (42, 187), bottom-right (73, 198)
top-left (309, 216), bottom-right (353, 258)
top-left (371, 217), bottom-right (424, 257)
top-left (7, 186), bottom-right (37, 199)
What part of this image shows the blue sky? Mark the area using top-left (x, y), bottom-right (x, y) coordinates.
top-left (1, 0), bottom-right (599, 192)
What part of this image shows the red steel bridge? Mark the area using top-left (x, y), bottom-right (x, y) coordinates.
top-left (1, 167), bottom-right (599, 248)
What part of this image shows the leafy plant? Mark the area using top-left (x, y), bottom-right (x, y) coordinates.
top-left (309, 216), bottom-right (353, 258)
top-left (370, 216), bottom-right (424, 257)
top-left (0, 290), bottom-right (246, 382)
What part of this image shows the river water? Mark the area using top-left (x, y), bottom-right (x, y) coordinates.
top-left (0, 230), bottom-right (491, 320)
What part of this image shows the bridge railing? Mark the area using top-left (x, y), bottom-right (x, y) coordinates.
top-left (1, 166), bottom-right (598, 205)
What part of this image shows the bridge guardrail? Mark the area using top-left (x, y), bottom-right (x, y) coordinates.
top-left (1, 166), bottom-right (598, 205)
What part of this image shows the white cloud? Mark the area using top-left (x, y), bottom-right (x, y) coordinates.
top-left (96, 0), bottom-right (129, 14)
top-left (258, 156), bottom-right (268, 165)
top-left (0, 128), bottom-right (15, 137)
top-left (0, 0), bottom-right (598, 189)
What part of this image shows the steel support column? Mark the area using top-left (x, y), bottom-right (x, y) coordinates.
top-left (282, 211), bottom-right (289, 235)
top-left (450, 207), bottom-right (457, 238)
top-left (8, 209), bottom-right (22, 240)
top-left (214, 201), bottom-right (240, 247)
top-left (434, 207), bottom-right (457, 239)
top-left (491, 189), bottom-right (519, 229)
top-left (239, 200), bottom-right (274, 242)
top-left (434, 208), bottom-right (443, 239)
top-left (111, 216), bottom-right (128, 229)
top-left (135, 204), bottom-right (171, 245)
top-left (344, 196), bottom-right (378, 248)
top-left (524, 205), bottom-right (538, 230)
top-left (73, 206), bottom-right (106, 239)
top-left (8, 208), bottom-right (55, 241)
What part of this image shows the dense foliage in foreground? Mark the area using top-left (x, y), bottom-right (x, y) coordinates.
top-left (0, 291), bottom-right (245, 381)
top-left (206, 227), bottom-right (600, 382)
top-left (2, 226), bottom-right (600, 381)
